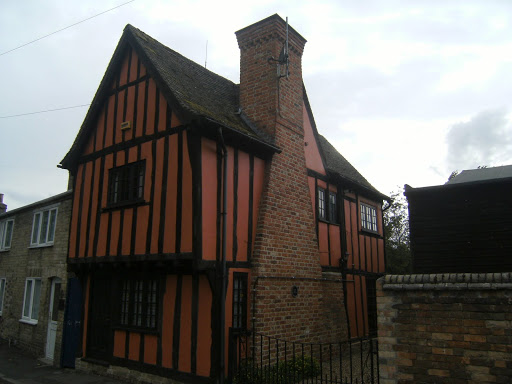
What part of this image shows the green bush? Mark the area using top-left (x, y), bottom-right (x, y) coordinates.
top-left (234, 355), bottom-right (321, 384)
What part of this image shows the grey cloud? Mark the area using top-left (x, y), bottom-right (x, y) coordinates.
top-left (445, 108), bottom-right (512, 172)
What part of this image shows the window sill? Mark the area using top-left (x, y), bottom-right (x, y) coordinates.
top-left (19, 318), bottom-right (38, 325)
top-left (28, 244), bottom-right (54, 249)
top-left (0, 249), bottom-right (10, 252)
top-left (318, 219), bottom-right (340, 226)
top-left (103, 200), bottom-right (147, 212)
top-left (361, 228), bottom-right (379, 235)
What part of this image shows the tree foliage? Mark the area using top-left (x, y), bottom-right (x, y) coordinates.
top-left (383, 189), bottom-right (411, 274)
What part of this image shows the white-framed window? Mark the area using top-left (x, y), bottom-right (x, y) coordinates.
top-left (0, 278), bottom-right (6, 316)
top-left (21, 278), bottom-right (41, 324)
top-left (31, 207), bottom-right (58, 247)
top-left (361, 203), bottom-right (378, 233)
top-left (0, 219), bottom-right (14, 251)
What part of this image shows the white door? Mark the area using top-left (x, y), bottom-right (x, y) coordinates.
top-left (46, 278), bottom-right (61, 360)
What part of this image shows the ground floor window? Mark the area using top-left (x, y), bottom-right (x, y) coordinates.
top-left (21, 278), bottom-right (41, 324)
top-left (119, 277), bottom-right (158, 330)
top-left (232, 273), bottom-right (248, 329)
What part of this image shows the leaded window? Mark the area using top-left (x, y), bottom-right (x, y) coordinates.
top-left (108, 161), bottom-right (145, 206)
top-left (232, 273), bottom-right (248, 329)
top-left (318, 188), bottom-right (326, 220)
top-left (119, 277), bottom-right (158, 330)
top-left (361, 203), bottom-right (378, 232)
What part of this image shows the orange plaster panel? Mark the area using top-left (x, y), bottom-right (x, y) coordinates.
top-left (95, 108), bottom-right (105, 151)
top-left (196, 276), bottom-right (212, 377)
top-left (113, 330), bottom-right (126, 358)
top-left (162, 275), bottom-right (177, 369)
top-left (79, 162), bottom-right (93, 258)
top-left (139, 60), bottom-right (146, 77)
top-left (378, 238), bottom-right (385, 273)
top-left (129, 49), bottom-right (139, 83)
top-left (329, 225), bottom-right (341, 266)
top-left (236, 151), bottom-right (250, 262)
top-left (350, 202), bottom-right (359, 269)
top-left (119, 52), bottom-right (130, 87)
top-left (104, 96), bottom-right (115, 148)
top-left (150, 138), bottom-right (164, 254)
top-left (225, 147), bottom-right (235, 261)
top-left (179, 276), bottom-right (192, 373)
top-left (202, 138), bottom-right (218, 261)
top-left (170, 110), bottom-right (181, 128)
top-left (122, 209), bottom-right (133, 256)
top-left (145, 80), bottom-right (156, 135)
top-left (181, 132), bottom-right (193, 253)
top-left (308, 177), bottom-right (316, 218)
top-left (87, 158), bottom-right (101, 257)
top-left (135, 205), bottom-right (149, 255)
top-left (303, 104), bottom-right (326, 175)
top-left (141, 142), bottom-right (152, 201)
top-left (318, 222), bottom-right (329, 266)
top-left (96, 213), bottom-right (109, 257)
top-left (124, 85), bottom-right (135, 141)
top-left (144, 335), bottom-right (158, 365)
top-left (109, 210), bottom-right (121, 256)
top-left (128, 333), bottom-right (141, 361)
top-left (158, 95), bottom-right (167, 132)
top-left (135, 81), bottom-right (146, 138)
top-left (115, 90), bottom-right (126, 145)
top-left (163, 134), bottom-right (178, 253)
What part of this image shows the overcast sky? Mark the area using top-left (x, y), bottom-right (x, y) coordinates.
top-left (1, 0), bottom-right (511, 210)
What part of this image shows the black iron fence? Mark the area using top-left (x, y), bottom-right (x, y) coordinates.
top-left (228, 329), bottom-right (379, 384)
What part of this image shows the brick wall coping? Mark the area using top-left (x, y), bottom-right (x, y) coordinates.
top-left (380, 272), bottom-right (512, 291)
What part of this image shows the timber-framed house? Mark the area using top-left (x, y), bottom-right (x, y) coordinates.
top-left (60, 14), bottom-right (387, 382)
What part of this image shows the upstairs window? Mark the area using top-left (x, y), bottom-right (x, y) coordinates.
top-left (0, 219), bottom-right (14, 251)
top-left (119, 277), bottom-right (158, 330)
top-left (31, 208), bottom-right (57, 247)
top-left (232, 273), bottom-right (248, 329)
top-left (361, 203), bottom-right (378, 233)
top-left (318, 188), bottom-right (339, 224)
top-left (108, 161), bottom-right (145, 207)
top-left (318, 188), bottom-right (326, 220)
top-left (329, 192), bottom-right (339, 224)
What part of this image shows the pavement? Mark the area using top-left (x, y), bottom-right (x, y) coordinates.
top-left (0, 341), bottom-right (125, 384)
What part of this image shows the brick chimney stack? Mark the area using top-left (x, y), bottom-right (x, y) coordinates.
top-left (235, 16), bottom-right (342, 344)
top-left (0, 194), bottom-right (7, 214)
top-left (236, 14), bottom-right (307, 139)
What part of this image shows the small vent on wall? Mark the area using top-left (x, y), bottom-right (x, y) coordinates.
top-left (120, 121), bottom-right (132, 130)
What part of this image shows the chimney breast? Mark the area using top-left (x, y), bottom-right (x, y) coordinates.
top-left (236, 14), bottom-right (307, 140)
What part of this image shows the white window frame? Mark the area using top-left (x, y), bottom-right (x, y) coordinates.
top-left (361, 203), bottom-right (378, 233)
top-left (20, 278), bottom-right (42, 325)
top-left (0, 219), bottom-right (14, 251)
top-left (0, 278), bottom-right (6, 316)
top-left (30, 206), bottom-right (58, 247)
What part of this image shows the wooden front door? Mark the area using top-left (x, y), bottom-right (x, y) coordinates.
top-left (87, 274), bottom-right (112, 361)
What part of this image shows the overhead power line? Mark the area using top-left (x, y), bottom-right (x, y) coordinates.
top-left (0, 104), bottom-right (90, 119)
top-left (0, 0), bottom-right (136, 57)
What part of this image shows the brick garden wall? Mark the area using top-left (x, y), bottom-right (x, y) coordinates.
top-left (377, 273), bottom-right (512, 383)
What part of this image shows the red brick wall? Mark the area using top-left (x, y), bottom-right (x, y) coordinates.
top-left (378, 274), bottom-right (512, 384)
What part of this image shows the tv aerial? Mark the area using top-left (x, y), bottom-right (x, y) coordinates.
top-left (268, 17), bottom-right (290, 79)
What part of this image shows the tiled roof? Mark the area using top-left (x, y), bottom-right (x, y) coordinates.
top-left (126, 25), bottom-right (258, 138)
top-left (318, 134), bottom-right (386, 199)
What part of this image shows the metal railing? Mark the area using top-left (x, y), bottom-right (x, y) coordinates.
top-left (229, 329), bottom-right (378, 384)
